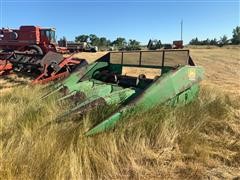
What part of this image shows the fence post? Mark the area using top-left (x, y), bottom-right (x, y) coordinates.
top-left (139, 51), bottom-right (142, 66)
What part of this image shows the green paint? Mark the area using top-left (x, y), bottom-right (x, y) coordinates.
top-left (85, 112), bottom-right (122, 136)
top-left (103, 88), bottom-right (136, 105)
top-left (51, 50), bottom-right (204, 136)
top-left (86, 66), bottom-right (204, 136)
top-left (61, 87), bottom-right (135, 119)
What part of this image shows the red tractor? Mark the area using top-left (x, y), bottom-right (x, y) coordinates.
top-left (0, 25), bottom-right (67, 54)
top-left (173, 40), bottom-right (184, 49)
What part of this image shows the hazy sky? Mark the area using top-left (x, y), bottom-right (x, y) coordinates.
top-left (0, 0), bottom-right (239, 44)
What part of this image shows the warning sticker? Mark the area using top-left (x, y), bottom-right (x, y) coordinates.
top-left (188, 68), bottom-right (196, 81)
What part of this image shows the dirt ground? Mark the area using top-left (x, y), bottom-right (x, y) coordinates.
top-left (0, 47), bottom-right (239, 97)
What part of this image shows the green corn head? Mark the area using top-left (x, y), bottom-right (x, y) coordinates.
top-left (49, 50), bottom-right (204, 135)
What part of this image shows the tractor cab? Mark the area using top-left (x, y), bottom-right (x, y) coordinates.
top-left (40, 28), bottom-right (56, 44)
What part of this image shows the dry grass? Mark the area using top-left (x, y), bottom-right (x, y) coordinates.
top-left (0, 84), bottom-right (239, 179)
top-left (191, 48), bottom-right (240, 96)
top-left (0, 74), bottom-right (30, 94)
top-left (0, 47), bottom-right (240, 179)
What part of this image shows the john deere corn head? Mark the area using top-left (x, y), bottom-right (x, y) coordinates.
top-left (47, 49), bottom-right (204, 135)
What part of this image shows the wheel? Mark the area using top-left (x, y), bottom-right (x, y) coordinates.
top-left (138, 74), bottom-right (146, 79)
top-left (27, 45), bottom-right (43, 55)
top-left (136, 74), bottom-right (146, 86)
top-left (90, 46), bottom-right (98, 52)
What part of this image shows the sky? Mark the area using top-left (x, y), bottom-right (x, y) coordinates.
top-left (0, 0), bottom-right (239, 44)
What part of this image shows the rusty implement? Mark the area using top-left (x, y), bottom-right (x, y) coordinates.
top-left (32, 52), bottom-right (87, 84)
top-left (0, 51), bottom-right (88, 84)
top-left (50, 50), bottom-right (204, 135)
top-left (0, 61), bottom-right (12, 75)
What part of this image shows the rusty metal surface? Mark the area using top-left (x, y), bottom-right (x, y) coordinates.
top-left (40, 51), bottom-right (64, 66)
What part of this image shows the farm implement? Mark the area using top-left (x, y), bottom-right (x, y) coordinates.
top-left (0, 51), bottom-right (87, 83)
top-left (45, 49), bottom-right (204, 135)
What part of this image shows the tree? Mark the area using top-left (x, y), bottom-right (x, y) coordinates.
top-left (89, 34), bottom-right (100, 46)
top-left (189, 37), bottom-right (219, 46)
top-left (126, 39), bottom-right (141, 50)
top-left (232, 26), bottom-right (240, 45)
top-left (75, 35), bottom-right (89, 42)
top-left (98, 37), bottom-right (111, 50)
top-left (189, 37), bottom-right (199, 45)
top-left (112, 37), bottom-right (127, 49)
top-left (58, 36), bottom-right (67, 47)
top-left (210, 38), bottom-right (218, 45)
top-left (74, 34), bottom-right (113, 50)
top-left (99, 37), bottom-right (107, 46)
top-left (219, 35), bottom-right (229, 46)
top-left (106, 39), bottom-right (112, 47)
top-left (202, 38), bottom-right (210, 45)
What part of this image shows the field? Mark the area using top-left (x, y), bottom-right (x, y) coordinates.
top-left (191, 47), bottom-right (240, 96)
top-left (0, 47), bottom-right (240, 179)
top-left (73, 47), bottom-right (240, 96)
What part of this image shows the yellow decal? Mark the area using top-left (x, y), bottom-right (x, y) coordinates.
top-left (188, 69), bottom-right (196, 81)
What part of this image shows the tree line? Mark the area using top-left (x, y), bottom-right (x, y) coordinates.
top-left (75, 35), bottom-right (141, 51)
top-left (189, 26), bottom-right (240, 46)
top-left (72, 26), bottom-right (240, 50)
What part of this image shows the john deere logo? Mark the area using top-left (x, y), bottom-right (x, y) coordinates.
top-left (188, 69), bottom-right (196, 81)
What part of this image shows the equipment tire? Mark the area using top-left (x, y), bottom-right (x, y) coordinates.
top-left (138, 74), bottom-right (146, 79)
top-left (28, 45), bottom-right (43, 55)
top-left (90, 47), bottom-right (98, 52)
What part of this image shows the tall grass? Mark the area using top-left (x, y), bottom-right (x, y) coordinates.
top-left (0, 85), bottom-right (239, 179)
